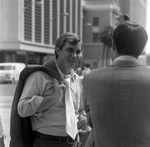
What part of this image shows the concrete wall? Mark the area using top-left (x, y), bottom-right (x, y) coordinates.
top-left (0, 0), bottom-right (19, 41)
top-left (119, 0), bottom-right (147, 29)
top-left (119, 0), bottom-right (130, 15)
top-left (130, 0), bottom-right (147, 29)
top-left (83, 10), bottom-right (112, 43)
top-left (83, 43), bottom-right (103, 59)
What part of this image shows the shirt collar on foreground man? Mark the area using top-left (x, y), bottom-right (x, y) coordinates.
top-left (114, 55), bottom-right (139, 62)
top-left (55, 59), bottom-right (75, 81)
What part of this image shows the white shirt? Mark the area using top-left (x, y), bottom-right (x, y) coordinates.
top-left (18, 65), bottom-right (86, 136)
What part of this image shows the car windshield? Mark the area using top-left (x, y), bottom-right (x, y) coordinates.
top-left (0, 66), bottom-right (14, 70)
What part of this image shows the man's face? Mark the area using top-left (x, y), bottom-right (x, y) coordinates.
top-left (56, 41), bottom-right (82, 73)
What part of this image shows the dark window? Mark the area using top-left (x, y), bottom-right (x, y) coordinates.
top-left (93, 33), bottom-right (99, 43)
top-left (78, 0), bottom-right (81, 35)
top-left (66, 0), bottom-right (70, 32)
top-left (0, 66), bottom-right (13, 70)
top-left (24, 0), bottom-right (32, 41)
top-left (93, 17), bottom-right (99, 27)
top-left (44, 0), bottom-right (50, 44)
top-left (60, 0), bottom-right (64, 35)
top-left (52, 0), bottom-right (57, 45)
top-left (35, 0), bottom-right (42, 43)
top-left (72, 0), bottom-right (76, 33)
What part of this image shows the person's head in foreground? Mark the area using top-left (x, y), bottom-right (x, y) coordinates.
top-left (111, 21), bottom-right (148, 61)
top-left (54, 32), bottom-right (83, 74)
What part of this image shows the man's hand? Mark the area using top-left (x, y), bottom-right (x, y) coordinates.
top-left (53, 79), bottom-right (66, 100)
top-left (78, 129), bottom-right (90, 146)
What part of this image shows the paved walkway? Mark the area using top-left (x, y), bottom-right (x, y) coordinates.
top-left (0, 96), bottom-right (13, 147)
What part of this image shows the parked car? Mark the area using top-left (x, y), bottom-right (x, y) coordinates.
top-left (0, 62), bottom-right (26, 84)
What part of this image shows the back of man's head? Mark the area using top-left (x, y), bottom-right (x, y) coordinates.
top-left (112, 21), bottom-right (148, 58)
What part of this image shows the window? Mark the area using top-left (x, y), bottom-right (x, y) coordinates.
top-left (66, 0), bottom-right (70, 32)
top-left (35, 0), bottom-right (42, 43)
top-left (72, 0), bottom-right (76, 33)
top-left (93, 17), bottom-right (99, 27)
top-left (44, 0), bottom-right (50, 44)
top-left (0, 66), bottom-right (12, 70)
top-left (24, 0), bottom-right (32, 41)
top-left (60, 0), bottom-right (64, 35)
top-left (52, 0), bottom-right (57, 45)
top-left (0, 66), bottom-right (15, 70)
top-left (93, 33), bottom-right (99, 43)
top-left (78, 0), bottom-right (81, 35)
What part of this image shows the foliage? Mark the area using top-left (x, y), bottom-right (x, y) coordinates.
top-left (99, 26), bottom-right (114, 48)
top-left (99, 26), bottom-right (114, 67)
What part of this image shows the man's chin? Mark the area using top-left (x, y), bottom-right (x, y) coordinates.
top-left (69, 61), bottom-right (77, 65)
top-left (68, 63), bottom-right (76, 68)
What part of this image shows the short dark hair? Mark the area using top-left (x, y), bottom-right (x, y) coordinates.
top-left (112, 21), bottom-right (148, 58)
top-left (55, 32), bottom-right (83, 58)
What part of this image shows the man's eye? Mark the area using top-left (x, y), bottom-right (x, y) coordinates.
top-left (76, 50), bottom-right (81, 55)
top-left (68, 49), bottom-right (73, 53)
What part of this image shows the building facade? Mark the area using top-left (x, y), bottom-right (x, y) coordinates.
top-left (119, 0), bottom-right (147, 29)
top-left (0, 0), bottom-right (82, 64)
top-left (82, 0), bottom-right (120, 68)
top-left (82, 0), bottom-right (147, 68)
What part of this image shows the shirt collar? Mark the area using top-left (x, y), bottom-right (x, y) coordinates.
top-left (55, 59), bottom-right (74, 79)
top-left (114, 55), bottom-right (138, 62)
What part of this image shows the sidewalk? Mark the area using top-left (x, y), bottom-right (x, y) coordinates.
top-left (0, 96), bottom-right (13, 147)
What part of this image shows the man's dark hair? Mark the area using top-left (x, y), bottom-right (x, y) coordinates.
top-left (54, 32), bottom-right (83, 58)
top-left (112, 21), bottom-right (148, 58)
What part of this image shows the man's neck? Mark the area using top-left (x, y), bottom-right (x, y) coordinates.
top-left (55, 59), bottom-right (72, 76)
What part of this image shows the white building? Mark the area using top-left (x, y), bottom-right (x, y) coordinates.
top-left (0, 0), bottom-right (82, 64)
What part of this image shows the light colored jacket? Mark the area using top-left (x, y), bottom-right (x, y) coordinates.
top-left (84, 59), bottom-right (150, 147)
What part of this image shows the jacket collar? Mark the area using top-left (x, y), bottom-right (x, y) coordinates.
top-left (110, 56), bottom-right (142, 67)
top-left (43, 57), bottom-right (61, 82)
top-left (55, 59), bottom-right (74, 79)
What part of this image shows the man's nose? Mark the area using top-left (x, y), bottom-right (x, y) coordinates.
top-left (72, 52), bottom-right (78, 58)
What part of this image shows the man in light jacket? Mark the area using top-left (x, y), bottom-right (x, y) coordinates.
top-left (83, 21), bottom-right (149, 147)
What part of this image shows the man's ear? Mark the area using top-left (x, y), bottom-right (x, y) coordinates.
top-left (112, 40), bottom-right (116, 51)
top-left (56, 47), bottom-right (61, 56)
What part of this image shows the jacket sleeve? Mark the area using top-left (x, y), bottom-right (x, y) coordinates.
top-left (78, 97), bottom-right (91, 131)
top-left (77, 77), bottom-right (89, 130)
